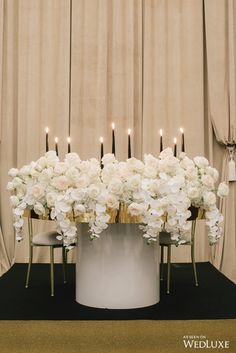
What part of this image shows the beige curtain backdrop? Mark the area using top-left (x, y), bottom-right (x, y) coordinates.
top-left (204, 0), bottom-right (236, 282)
top-left (0, 0), bottom-right (235, 282)
top-left (142, 0), bottom-right (209, 263)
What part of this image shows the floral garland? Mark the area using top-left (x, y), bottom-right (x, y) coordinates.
top-left (7, 148), bottom-right (229, 248)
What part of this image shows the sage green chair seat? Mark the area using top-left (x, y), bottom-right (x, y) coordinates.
top-left (25, 215), bottom-right (67, 297)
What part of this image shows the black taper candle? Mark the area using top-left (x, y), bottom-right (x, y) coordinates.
top-left (160, 129), bottom-right (163, 152)
top-left (174, 138), bottom-right (177, 157)
top-left (112, 123), bottom-right (115, 155)
top-left (180, 128), bottom-right (185, 152)
top-left (45, 127), bottom-right (49, 152)
top-left (100, 137), bottom-right (104, 160)
top-left (67, 137), bottom-right (71, 153)
top-left (55, 137), bottom-right (59, 156)
top-left (128, 129), bottom-right (131, 158)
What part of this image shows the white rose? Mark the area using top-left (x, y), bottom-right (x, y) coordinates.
top-left (34, 202), bottom-right (45, 216)
top-left (126, 175), bottom-right (141, 191)
top-left (118, 162), bottom-right (132, 179)
top-left (19, 165), bottom-right (32, 176)
top-left (8, 168), bottom-right (19, 178)
top-left (185, 167), bottom-right (198, 181)
top-left (144, 166), bottom-right (157, 179)
top-left (65, 152), bottom-right (81, 166)
top-left (217, 182), bottom-right (229, 197)
top-left (144, 154), bottom-right (159, 169)
top-left (54, 162), bottom-right (68, 175)
top-left (45, 151), bottom-right (59, 167)
top-left (159, 147), bottom-right (173, 159)
top-left (30, 184), bottom-right (45, 199)
top-left (16, 185), bottom-right (26, 198)
top-left (148, 179), bottom-right (161, 195)
top-left (70, 188), bottom-right (87, 202)
top-left (10, 195), bottom-right (20, 207)
top-left (202, 174), bottom-right (215, 189)
top-left (65, 167), bottom-right (80, 183)
top-left (203, 192), bottom-right (216, 206)
top-left (87, 163), bottom-right (100, 179)
top-left (128, 202), bottom-right (144, 216)
top-left (102, 153), bottom-right (117, 165)
top-left (180, 157), bottom-right (194, 169)
top-left (194, 156), bottom-right (209, 168)
top-left (75, 175), bottom-right (89, 188)
top-left (51, 176), bottom-right (70, 191)
top-left (37, 157), bottom-right (47, 169)
top-left (127, 158), bottom-right (145, 173)
top-left (106, 194), bottom-right (119, 209)
top-left (88, 184), bottom-right (100, 199)
top-left (108, 179), bottom-right (123, 195)
top-left (206, 167), bottom-right (219, 182)
top-left (187, 187), bottom-right (201, 199)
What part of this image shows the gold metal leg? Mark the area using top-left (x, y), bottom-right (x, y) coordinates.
top-left (62, 247), bottom-right (67, 283)
top-left (160, 246), bottom-right (164, 280)
top-left (25, 245), bottom-right (33, 288)
top-left (167, 245), bottom-right (171, 294)
top-left (50, 246), bottom-right (54, 296)
top-left (191, 220), bottom-right (198, 286)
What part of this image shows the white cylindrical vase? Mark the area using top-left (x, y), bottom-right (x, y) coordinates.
top-left (76, 223), bottom-right (160, 309)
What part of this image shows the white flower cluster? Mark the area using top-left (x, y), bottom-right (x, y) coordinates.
top-left (7, 149), bottom-right (229, 248)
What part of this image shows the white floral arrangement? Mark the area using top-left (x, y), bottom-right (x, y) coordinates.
top-left (7, 148), bottom-right (229, 249)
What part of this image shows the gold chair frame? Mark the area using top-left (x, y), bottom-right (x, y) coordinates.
top-left (25, 213), bottom-right (67, 296)
top-left (160, 207), bottom-right (203, 294)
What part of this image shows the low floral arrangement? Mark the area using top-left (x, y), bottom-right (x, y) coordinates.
top-left (7, 148), bottom-right (228, 248)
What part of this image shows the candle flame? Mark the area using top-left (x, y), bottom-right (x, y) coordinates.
top-left (100, 137), bottom-right (103, 143)
top-left (55, 137), bottom-right (58, 143)
top-left (112, 122), bottom-right (115, 130)
top-left (45, 127), bottom-right (49, 133)
top-left (180, 127), bottom-right (184, 133)
top-left (128, 129), bottom-right (131, 135)
top-left (174, 137), bottom-right (177, 144)
top-left (67, 137), bottom-right (71, 143)
top-left (160, 129), bottom-right (163, 136)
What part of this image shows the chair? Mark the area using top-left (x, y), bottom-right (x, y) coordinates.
top-left (160, 207), bottom-right (201, 294)
top-left (25, 211), bottom-right (67, 296)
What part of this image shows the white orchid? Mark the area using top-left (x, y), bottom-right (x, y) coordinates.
top-left (8, 149), bottom-right (228, 247)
